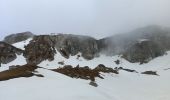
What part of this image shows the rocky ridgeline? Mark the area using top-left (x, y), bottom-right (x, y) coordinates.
top-left (0, 42), bottom-right (24, 64)
top-left (24, 34), bottom-right (99, 65)
top-left (2, 26), bottom-right (170, 65)
top-left (3, 31), bottom-right (34, 44)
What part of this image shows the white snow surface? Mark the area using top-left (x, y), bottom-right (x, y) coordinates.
top-left (12, 38), bottom-right (32, 50)
top-left (0, 38), bottom-right (31, 71)
top-left (0, 39), bottom-right (170, 100)
top-left (0, 55), bottom-right (27, 71)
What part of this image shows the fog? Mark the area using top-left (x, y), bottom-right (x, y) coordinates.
top-left (0, 0), bottom-right (170, 40)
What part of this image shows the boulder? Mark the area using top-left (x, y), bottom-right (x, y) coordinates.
top-left (89, 81), bottom-right (98, 87)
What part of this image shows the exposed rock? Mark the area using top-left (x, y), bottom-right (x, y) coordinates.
top-left (76, 54), bottom-right (81, 59)
top-left (114, 60), bottom-right (120, 65)
top-left (58, 61), bottom-right (65, 65)
top-left (63, 65), bottom-right (73, 69)
top-left (117, 67), bottom-right (138, 73)
top-left (34, 74), bottom-right (44, 77)
top-left (0, 64), bottom-right (38, 81)
top-left (23, 35), bottom-right (57, 65)
top-left (141, 71), bottom-right (159, 76)
top-left (52, 65), bottom-right (103, 81)
top-left (94, 64), bottom-right (119, 74)
top-left (89, 81), bottom-right (98, 87)
top-left (97, 25), bottom-right (170, 58)
top-left (52, 64), bottom-right (119, 81)
top-left (122, 40), bottom-right (165, 64)
top-left (24, 34), bottom-right (99, 65)
top-left (9, 65), bottom-right (20, 70)
top-left (3, 31), bottom-right (34, 44)
top-left (53, 34), bottom-right (99, 60)
top-left (0, 42), bottom-right (24, 65)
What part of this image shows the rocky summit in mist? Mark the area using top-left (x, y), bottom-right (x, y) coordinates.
top-left (1, 25), bottom-right (170, 65)
top-left (1, 25), bottom-right (170, 100)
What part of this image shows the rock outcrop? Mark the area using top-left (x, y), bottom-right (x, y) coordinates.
top-left (0, 64), bottom-right (38, 81)
top-left (3, 31), bottom-right (34, 44)
top-left (23, 35), bottom-right (56, 65)
top-left (3, 25), bottom-right (170, 65)
top-left (53, 34), bottom-right (99, 60)
top-left (52, 64), bottom-right (118, 81)
top-left (0, 42), bottom-right (24, 64)
top-left (141, 71), bottom-right (159, 76)
top-left (122, 40), bottom-right (165, 64)
top-left (98, 26), bottom-right (170, 63)
top-left (24, 34), bottom-right (99, 64)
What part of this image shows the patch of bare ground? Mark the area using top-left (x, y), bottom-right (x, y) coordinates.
top-left (0, 64), bottom-right (43, 81)
top-left (141, 71), bottom-right (159, 76)
top-left (115, 67), bottom-right (138, 73)
top-left (51, 64), bottom-right (118, 81)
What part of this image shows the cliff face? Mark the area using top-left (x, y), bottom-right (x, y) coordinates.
top-left (97, 26), bottom-right (170, 63)
top-left (23, 34), bottom-right (99, 65)
top-left (122, 40), bottom-right (165, 64)
top-left (98, 26), bottom-right (170, 56)
top-left (2, 26), bottom-right (170, 65)
top-left (23, 35), bottom-right (56, 65)
top-left (3, 31), bottom-right (34, 44)
top-left (51, 34), bottom-right (99, 59)
top-left (0, 42), bottom-right (23, 64)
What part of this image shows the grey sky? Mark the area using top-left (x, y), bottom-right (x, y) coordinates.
top-left (0, 0), bottom-right (170, 40)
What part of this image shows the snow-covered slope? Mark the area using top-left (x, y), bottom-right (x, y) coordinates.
top-left (12, 38), bottom-right (32, 50)
top-left (0, 39), bottom-right (170, 100)
top-left (0, 56), bottom-right (170, 100)
top-left (0, 38), bottom-right (32, 71)
top-left (0, 55), bottom-right (27, 71)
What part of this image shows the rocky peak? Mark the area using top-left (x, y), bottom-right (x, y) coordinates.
top-left (3, 31), bottom-right (34, 44)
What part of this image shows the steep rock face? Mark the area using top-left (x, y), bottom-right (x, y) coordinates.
top-left (98, 26), bottom-right (170, 63)
top-left (23, 35), bottom-right (56, 65)
top-left (98, 26), bottom-right (170, 56)
top-left (3, 31), bottom-right (34, 44)
top-left (23, 34), bottom-right (99, 65)
top-left (122, 40), bottom-right (165, 64)
top-left (53, 34), bottom-right (99, 59)
top-left (0, 42), bottom-right (24, 64)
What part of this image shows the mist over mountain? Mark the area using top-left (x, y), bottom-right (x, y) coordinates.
top-left (2, 25), bottom-right (170, 64)
top-left (1, 1), bottom-right (170, 100)
top-left (1, 0), bottom-right (170, 40)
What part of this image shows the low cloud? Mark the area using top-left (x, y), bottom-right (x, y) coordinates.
top-left (0, 0), bottom-right (170, 40)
